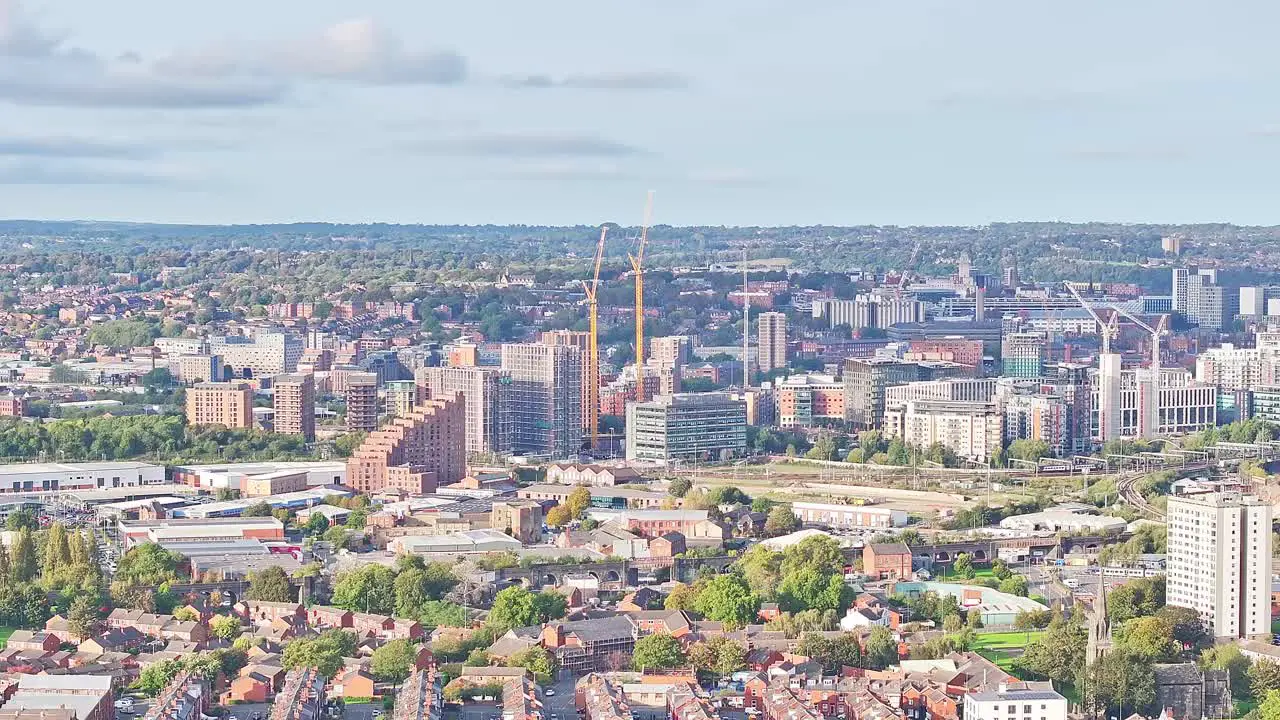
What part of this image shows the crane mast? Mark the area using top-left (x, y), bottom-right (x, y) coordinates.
top-left (582, 226), bottom-right (608, 450)
top-left (629, 191), bottom-right (655, 403)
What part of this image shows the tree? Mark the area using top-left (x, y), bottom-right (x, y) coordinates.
top-left (1088, 649), bottom-right (1156, 716)
top-left (777, 568), bottom-right (851, 614)
top-left (764, 505), bottom-right (799, 536)
top-left (135, 660), bottom-right (181, 696)
top-left (953, 553), bottom-right (975, 580)
top-left (942, 614), bottom-right (964, 633)
top-left (863, 626), bottom-right (898, 670)
top-left (210, 614), bottom-right (242, 640)
top-left (1200, 644), bottom-right (1251, 700)
top-left (10, 527), bottom-right (36, 582)
top-left (997, 576), bottom-right (1028, 597)
top-left (1252, 660), bottom-right (1280, 701)
top-left (67, 594), bottom-right (101, 638)
top-left (1261, 690), bottom-right (1280, 720)
top-left (1008, 439), bottom-right (1051, 463)
top-left (665, 583), bottom-right (699, 611)
top-left (331, 565), bottom-right (396, 614)
top-left (488, 586), bottom-right (539, 631)
top-left (241, 501), bottom-right (274, 517)
top-left (510, 646), bottom-right (558, 684)
top-left (632, 633), bottom-right (686, 671)
top-left (545, 505), bottom-right (572, 528)
top-left (1107, 576), bottom-right (1165, 624)
top-left (282, 633), bottom-right (351, 678)
top-left (1155, 605), bottom-right (1204, 647)
top-left (694, 574), bottom-right (760, 628)
top-left (532, 591), bottom-right (568, 624)
top-left (173, 607), bottom-right (200, 622)
top-left (735, 546), bottom-right (783, 597)
top-left (114, 543), bottom-right (180, 586)
top-left (991, 559), bottom-right (1012, 581)
top-left (565, 487), bottom-right (592, 518)
top-left (5, 510), bottom-right (36, 531)
top-left (42, 522), bottom-right (70, 577)
top-left (247, 566), bottom-right (294, 603)
top-left (668, 477), bottom-right (692, 498)
top-left (1018, 617), bottom-right (1086, 683)
top-left (371, 639), bottom-right (417, 684)
top-left (306, 513), bottom-right (330, 535)
top-left (1116, 616), bottom-right (1177, 661)
top-left (1014, 609), bottom-right (1053, 630)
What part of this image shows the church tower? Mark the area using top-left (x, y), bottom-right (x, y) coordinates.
top-left (1085, 569), bottom-right (1112, 666)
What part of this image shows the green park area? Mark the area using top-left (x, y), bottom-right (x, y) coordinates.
top-left (971, 631), bottom-right (1045, 671)
top-left (0, 627), bottom-right (16, 649)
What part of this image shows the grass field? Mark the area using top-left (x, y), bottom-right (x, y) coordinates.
top-left (935, 567), bottom-right (997, 582)
top-left (0, 627), bottom-right (16, 649)
top-left (972, 631), bottom-right (1045, 673)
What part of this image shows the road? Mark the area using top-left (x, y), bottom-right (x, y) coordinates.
top-left (343, 702), bottom-right (382, 720)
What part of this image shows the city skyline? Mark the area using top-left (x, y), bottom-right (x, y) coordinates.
top-left (3, 0), bottom-right (1280, 226)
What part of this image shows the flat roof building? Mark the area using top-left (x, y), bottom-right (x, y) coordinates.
top-left (186, 382), bottom-right (253, 429)
top-left (625, 393), bottom-right (747, 463)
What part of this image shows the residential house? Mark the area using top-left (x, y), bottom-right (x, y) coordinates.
top-left (330, 668), bottom-right (376, 700)
top-left (7, 632), bottom-right (61, 654)
top-left (863, 543), bottom-right (914, 580)
top-left (649, 532), bottom-right (686, 558)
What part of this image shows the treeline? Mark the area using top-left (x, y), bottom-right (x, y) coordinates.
top-left (0, 415), bottom-right (311, 463)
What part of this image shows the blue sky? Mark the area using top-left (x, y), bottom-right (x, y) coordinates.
top-left (1, 0), bottom-right (1279, 226)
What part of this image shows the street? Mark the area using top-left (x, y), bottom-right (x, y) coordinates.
top-left (223, 703), bottom-right (270, 720)
top-left (342, 702), bottom-right (382, 720)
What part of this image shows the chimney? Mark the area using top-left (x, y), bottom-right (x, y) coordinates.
top-left (997, 682), bottom-right (1007, 694)
top-left (541, 623), bottom-right (564, 648)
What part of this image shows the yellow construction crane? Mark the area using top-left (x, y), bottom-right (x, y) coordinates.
top-left (630, 191), bottom-right (655, 403)
top-left (582, 225), bottom-right (608, 450)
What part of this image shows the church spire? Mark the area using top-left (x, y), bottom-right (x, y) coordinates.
top-left (1086, 568), bottom-right (1111, 666)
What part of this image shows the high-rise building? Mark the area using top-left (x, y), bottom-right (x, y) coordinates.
top-left (273, 374), bottom-right (315, 441)
top-left (345, 372), bottom-right (379, 433)
top-left (501, 343), bottom-right (583, 458)
top-left (1172, 268), bottom-right (1190, 313)
top-left (541, 331), bottom-right (593, 432)
top-left (774, 374), bottom-right (845, 428)
top-left (626, 392), bottom-right (747, 462)
top-left (811, 295), bottom-right (926, 331)
top-left (1185, 270), bottom-right (1236, 330)
top-left (186, 382), bottom-right (254, 429)
top-left (541, 330), bottom-right (590, 352)
top-left (1001, 332), bottom-right (1047, 378)
top-left (1096, 349), bottom-right (1122, 442)
top-left (757, 312), bottom-right (788, 373)
top-left (209, 333), bottom-right (303, 379)
top-left (346, 397), bottom-right (467, 494)
top-left (843, 358), bottom-right (925, 428)
top-left (1167, 492), bottom-right (1273, 639)
top-left (416, 365), bottom-right (512, 458)
top-left (650, 336), bottom-right (692, 369)
top-left (883, 399), bottom-right (1003, 462)
top-left (384, 380), bottom-right (420, 418)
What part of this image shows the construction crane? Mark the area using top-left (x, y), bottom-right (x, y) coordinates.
top-left (1109, 305), bottom-right (1169, 375)
top-left (1064, 282), bottom-right (1118, 352)
top-left (1066, 282), bottom-right (1122, 441)
top-left (582, 226), bottom-right (609, 450)
top-left (629, 191), bottom-right (655, 403)
top-left (896, 242), bottom-right (923, 298)
top-left (1109, 305), bottom-right (1170, 439)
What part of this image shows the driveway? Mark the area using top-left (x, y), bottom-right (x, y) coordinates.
top-left (224, 703), bottom-right (271, 720)
top-left (343, 703), bottom-right (384, 720)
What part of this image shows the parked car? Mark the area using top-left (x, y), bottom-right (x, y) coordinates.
top-left (544, 689), bottom-right (556, 697)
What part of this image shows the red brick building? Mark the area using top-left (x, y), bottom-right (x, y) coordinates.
top-left (863, 542), bottom-right (913, 580)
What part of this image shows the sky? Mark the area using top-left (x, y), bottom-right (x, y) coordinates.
top-left (2, 0), bottom-right (1280, 227)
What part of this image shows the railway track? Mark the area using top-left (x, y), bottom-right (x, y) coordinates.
top-left (1115, 472), bottom-right (1165, 519)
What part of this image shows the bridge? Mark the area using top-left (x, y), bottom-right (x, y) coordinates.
top-left (898, 532), bottom-right (1131, 570)
top-left (495, 561), bottom-right (631, 588)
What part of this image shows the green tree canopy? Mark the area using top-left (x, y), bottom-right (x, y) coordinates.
top-left (632, 633), bottom-right (687, 671)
